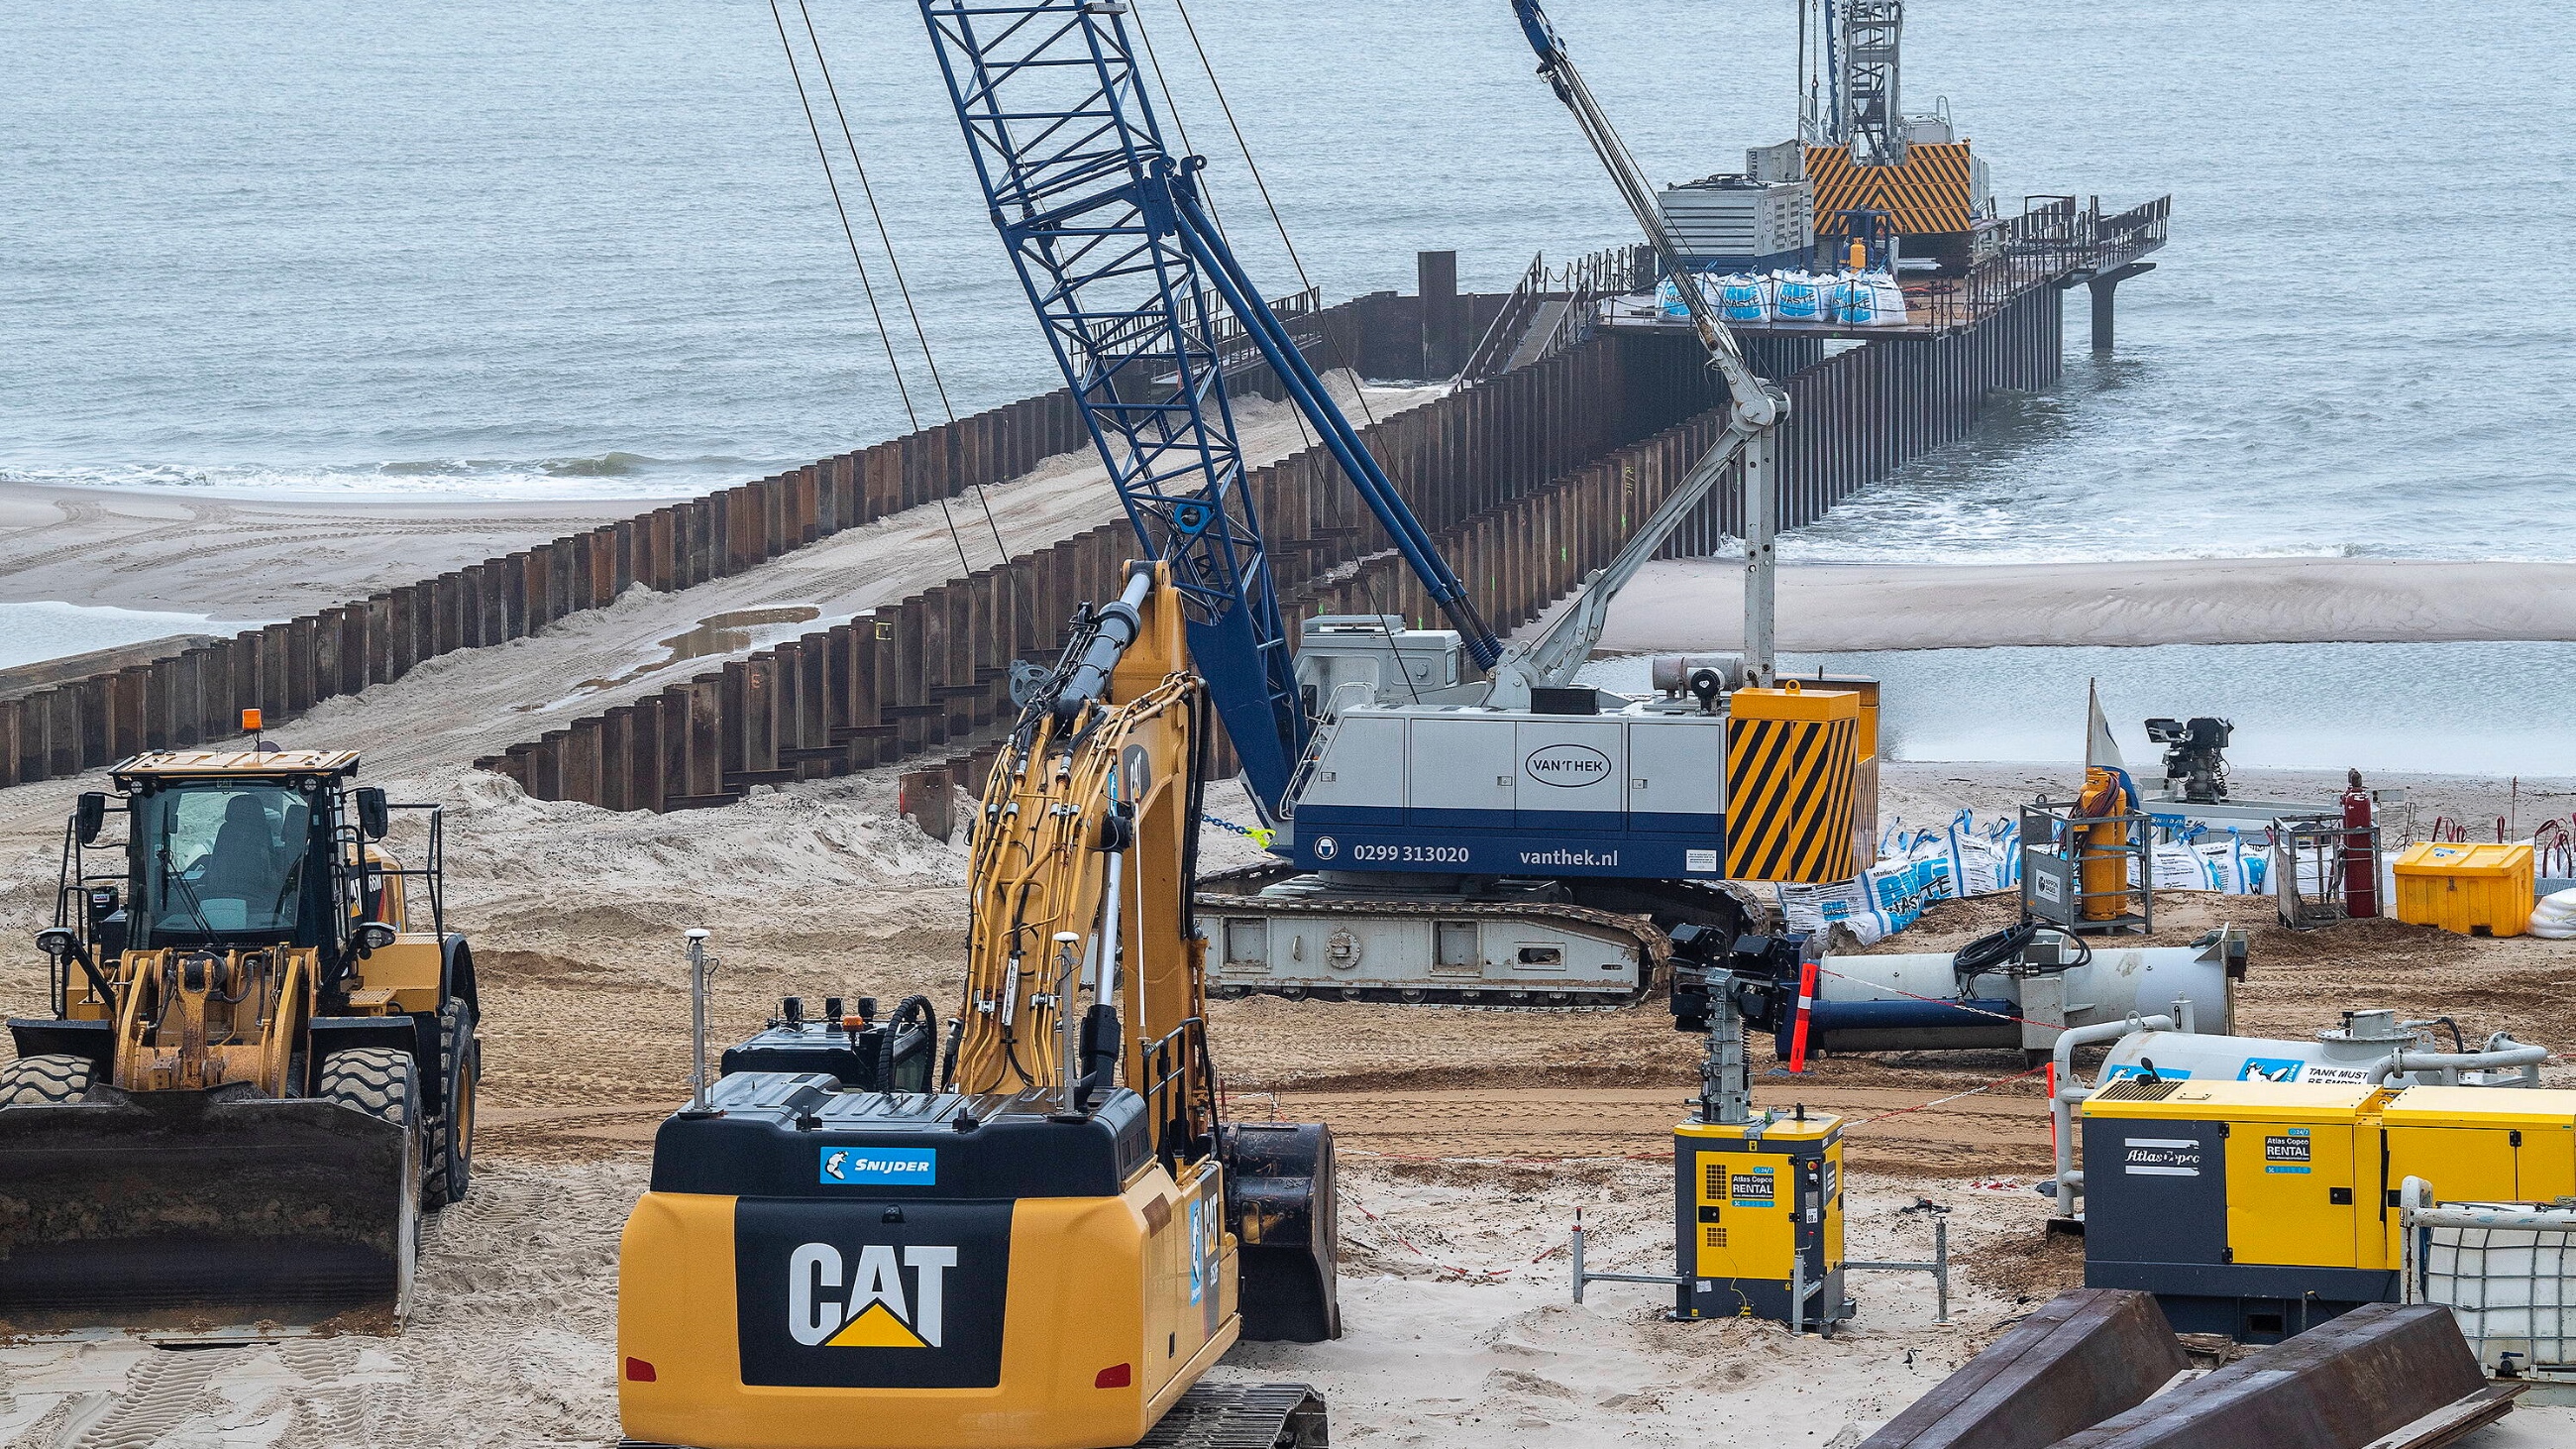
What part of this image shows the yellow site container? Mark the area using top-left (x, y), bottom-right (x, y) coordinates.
top-left (2393, 841), bottom-right (2533, 938)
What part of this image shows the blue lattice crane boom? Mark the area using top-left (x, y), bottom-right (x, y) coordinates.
top-left (915, 0), bottom-right (1500, 822)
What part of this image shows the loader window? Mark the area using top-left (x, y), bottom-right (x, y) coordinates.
top-left (130, 783), bottom-right (313, 946)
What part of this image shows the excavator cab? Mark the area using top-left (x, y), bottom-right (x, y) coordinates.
top-left (0, 740), bottom-right (481, 1338)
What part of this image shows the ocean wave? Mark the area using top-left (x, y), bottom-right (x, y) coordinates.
top-left (0, 455), bottom-right (775, 502)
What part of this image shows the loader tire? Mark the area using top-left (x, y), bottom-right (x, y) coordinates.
top-left (317, 1047), bottom-right (416, 1130)
top-left (0, 1053), bottom-right (92, 1105)
top-left (424, 999), bottom-right (480, 1209)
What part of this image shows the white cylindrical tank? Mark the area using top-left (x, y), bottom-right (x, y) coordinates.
top-left (2097, 1010), bottom-right (2535, 1086)
top-left (1808, 940), bottom-right (2234, 1053)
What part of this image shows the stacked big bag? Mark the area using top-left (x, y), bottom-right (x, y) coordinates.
top-left (1772, 810), bottom-right (2278, 946)
top-left (1657, 269), bottom-right (1909, 327)
top-left (1774, 810), bottom-right (2021, 944)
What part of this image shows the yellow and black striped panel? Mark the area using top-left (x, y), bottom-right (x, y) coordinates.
top-left (1804, 142), bottom-right (1976, 236)
top-left (1725, 715), bottom-right (1859, 883)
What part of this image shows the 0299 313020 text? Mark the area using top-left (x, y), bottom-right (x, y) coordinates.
top-left (1347, 843), bottom-right (1469, 864)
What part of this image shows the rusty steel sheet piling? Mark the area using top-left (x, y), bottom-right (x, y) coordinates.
top-left (2050, 1303), bottom-right (2508, 1449)
top-left (1862, 1288), bottom-right (2190, 1449)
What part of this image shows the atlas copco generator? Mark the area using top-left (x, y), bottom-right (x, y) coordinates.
top-left (2082, 1079), bottom-right (2576, 1341)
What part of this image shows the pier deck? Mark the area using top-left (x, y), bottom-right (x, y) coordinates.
top-left (1578, 195), bottom-right (2171, 344)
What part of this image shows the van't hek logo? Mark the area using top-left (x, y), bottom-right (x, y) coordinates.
top-left (788, 1242), bottom-right (957, 1349)
top-left (1524, 743), bottom-right (1612, 788)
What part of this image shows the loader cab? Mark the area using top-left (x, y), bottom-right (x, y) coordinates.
top-left (46, 747), bottom-right (438, 1019)
top-left (127, 775), bottom-right (333, 950)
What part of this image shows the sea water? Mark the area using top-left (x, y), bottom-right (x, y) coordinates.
top-left (1580, 642), bottom-right (2576, 777)
top-left (3, 0), bottom-right (2570, 555)
top-left (0, 603), bottom-right (228, 674)
top-left (3, 2), bottom-right (2570, 769)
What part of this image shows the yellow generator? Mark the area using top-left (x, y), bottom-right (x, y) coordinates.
top-left (0, 732), bottom-right (480, 1335)
top-left (2081, 1079), bottom-right (2576, 1341)
top-left (1673, 1107), bottom-right (1845, 1325)
top-left (618, 567), bottom-right (1334, 1449)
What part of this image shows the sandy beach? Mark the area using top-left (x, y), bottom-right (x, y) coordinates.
top-left (0, 743), bottom-right (2568, 1444)
top-left (1597, 555), bottom-right (2576, 652)
top-left (0, 373), bottom-right (1440, 625)
top-left (0, 419), bottom-right (2567, 1445)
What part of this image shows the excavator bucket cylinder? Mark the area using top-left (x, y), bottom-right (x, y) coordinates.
top-left (0, 1091), bottom-right (417, 1338)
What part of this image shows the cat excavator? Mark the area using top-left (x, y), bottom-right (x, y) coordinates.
top-left (618, 563), bottom-right (1336, 1449)
top-left (0, 724), bottom-right (481, 1336)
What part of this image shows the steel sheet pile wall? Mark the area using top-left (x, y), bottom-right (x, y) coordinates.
top-left (1299, 285), bottom-right (2064, 630)
top-left (0, 402), bottom-right (1119, 789)
top-left (0, 291), bottom-right (1419, 790)
top-left (483, 329), bottom-right (1724, 811)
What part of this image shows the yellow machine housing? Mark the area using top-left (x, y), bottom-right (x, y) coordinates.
top-left (0, 744), bottom-right (479, 1336)
top-left (1672, 1109), bottom-right (1844, 1323)
top-left (2080, 1079), bottom-right (2576, 1342)
top-left (619, 565), bottom-right (1333, 1449)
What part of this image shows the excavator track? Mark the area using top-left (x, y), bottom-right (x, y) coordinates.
top-left (1135, 1382), bottom-right (1329, 1448)
top-left (1194, 864), bottom-right (1747, 1009)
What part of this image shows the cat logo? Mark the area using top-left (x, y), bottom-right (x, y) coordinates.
top-left (788, 1242), bottom-right (957, 1350)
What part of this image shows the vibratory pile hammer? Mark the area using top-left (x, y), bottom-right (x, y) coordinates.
top-left (0, 727), bottom-right (480, 1336)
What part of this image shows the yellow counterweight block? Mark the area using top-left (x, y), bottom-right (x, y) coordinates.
top-left (618, 1153), bottom-right (1237, 1449)
top-left (1724, 685), bottom-right (1861, 883)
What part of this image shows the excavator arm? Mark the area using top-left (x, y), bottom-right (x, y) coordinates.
top-left (953, 563), bottom-right (1215, 1150)
top-left (1509, 0), bottom-right (1790, 684)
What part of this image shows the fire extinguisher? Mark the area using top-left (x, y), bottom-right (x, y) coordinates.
top-left (2341, 768), bottom-right (2378, 918)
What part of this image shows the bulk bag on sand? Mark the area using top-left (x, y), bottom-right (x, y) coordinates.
top-left (2534, 889), bottom-right (2576, 941)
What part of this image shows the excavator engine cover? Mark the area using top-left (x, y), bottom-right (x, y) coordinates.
top-left (0, 1088), bottom-right (417, 1336)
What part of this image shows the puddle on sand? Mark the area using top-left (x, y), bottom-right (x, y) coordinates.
top-left (563, 607), bottom-right (821, 697)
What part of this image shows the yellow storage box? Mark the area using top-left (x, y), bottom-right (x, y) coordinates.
top-left (2393, 841), bottom-right (2533, 938)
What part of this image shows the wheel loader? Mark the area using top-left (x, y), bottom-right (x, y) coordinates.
top-left (0, 723), bottom-right (481, 1337)
top-left (618, 564), bottom-right (1334, 1449)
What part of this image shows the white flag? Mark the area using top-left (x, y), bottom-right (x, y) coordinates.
top-left (2085, 678), bottom-right (2126, 773)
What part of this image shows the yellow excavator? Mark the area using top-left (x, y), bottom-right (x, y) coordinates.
top-left (619, 563), bottom-right (1336, 1449)
top-left (0, 723), bottom-right (481, 1336)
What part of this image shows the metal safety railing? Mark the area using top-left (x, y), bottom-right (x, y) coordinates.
top-left (1460, 245), bottom-right (1643, 385)
top-left (1139, 1015), bottom-right (1218, 1171)
top-left (1461, 254), bottom-right (1549, 384)
top-left (2402, 1180), bottom-right (2576, 1380)
top-left (2021, 799), bottom-right (2155, 935)
top-left (1567, 1208), bottom-right (1949, 1332)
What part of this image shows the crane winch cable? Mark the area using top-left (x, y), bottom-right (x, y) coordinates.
top-left (792, 0), bottom-right (1008, 564)
top-left (1125, 5), bottom-right (1332, 460)
top-left (1161, 0), bottom-right (1380, 426)
top-left (766, 0), bottom-right (978, 577)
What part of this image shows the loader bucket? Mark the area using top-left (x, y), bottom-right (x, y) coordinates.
top-left (0, 1090), bottom-right (417, 1339)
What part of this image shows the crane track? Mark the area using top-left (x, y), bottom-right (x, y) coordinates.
top-left (1192, 864), bottom-right (1749, 1010)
